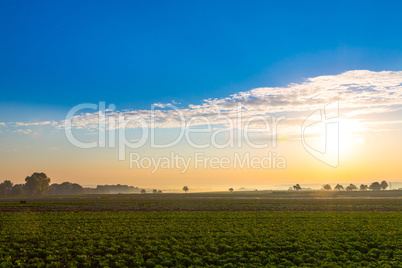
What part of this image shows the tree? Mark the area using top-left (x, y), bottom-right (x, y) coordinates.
top-left (360, 184), bottom-right (368, 191)
top-left (0, 180), bottom-right (14, 196)
top-left (141, 189), bottom-right (146, 194)
top-left (346, 184), bottom-right (357, 191)
top-left (293, 184), bottom-right (302, 191)
top-left (51, 182), bottom-right (73, 195)
top-left (3, 180), bottom-right (13, 193)
top-left (11, 184), bottom-right (25, 196)
top-left (334, 184), bottom-right (343, 190)
top-left (183, 186), bottom-right (189, 193)
top-left (24, 172), bottom-right (51, 196)
top-left (322, 184), bottom-right (332, 190)
top-left (0, 184), bottom-right (7, 196)
top-left (229, 188), bottom-right (234, 192)
top-left (95, 185), bottom-right (109, 194)
top-left (158, 190), bottom-right (162, 193)
top-left (369, 182), bottom-right (381, 191)
top-left (50, 182), bottom-right (84, 195)
top-left (380, 180), bottom-right (388, 190)
top-left (153, 189), bottom-right (157, 193)
top-left (71, 183), bottom-right (84, 195)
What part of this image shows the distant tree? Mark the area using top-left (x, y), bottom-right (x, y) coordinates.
top-left (380, 180), bottom-right (388, 190)
top-left (141, 189), bottom-right (146, 194)
top-left (3, 180), bottom-right (13, 194)
top-left (153, 189), bottom-right (157, 193)
top-left (0, 184), bottom-right (7, 196)
top-left (11, 184), bottom-right (25, 196)
top-left (95, 185), bottom-right (109, 194)
top-left (88, 184), bottom-right (138, 194)
top-left (24, 172), bottom-right (51, 196)
top-left (346, 184), bottom-right (357, 191)
top-left (369, 182), bottom-right (381, 191)
top-left (71, 183), bottom-right (84, 195)
top-left (334, 184), bottom-right (344, 190)
top-left (360, 184), bottom-right (368, 191)
top-left (293, 184), bottom-right (302, 191)
top-left (0, 180), bottom-right (13, 196)
top-left (183, 186), bottom-right (189, 193)
top-left (50, 182), bottom-right (84, 195)
top-left (229, 188), bottom-right (234, 192)
top-left (322, 184), bottom-right (332, 190)
top-left (51, 182), bottom-right (73, 195)
top-left (158, 190), bottom-right (162, 193)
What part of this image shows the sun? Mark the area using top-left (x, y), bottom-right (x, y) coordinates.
top-left (338, 119), bottom-right (366, 155)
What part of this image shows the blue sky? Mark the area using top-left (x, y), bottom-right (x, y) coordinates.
top-left (1, 0), bottom-right (402, 122)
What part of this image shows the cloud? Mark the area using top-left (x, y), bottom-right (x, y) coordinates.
top-left (5, 70), bottom-right (402, 136)
top-left (14, 121), bottom-right (58, 127)
top-left (13, 129), bottom-right (32, 134)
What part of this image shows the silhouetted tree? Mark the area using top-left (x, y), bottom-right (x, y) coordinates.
top-left (11, 184), bottom-right (25, 196)
top-left (293, 184), bottom-right (302, 191)
top-left (0, 180), bottom-right (13, 196)
top-left (0, 184), bottom-right (7, 196)
top-left (183, 186), bottom-right (189, 193)
top-left (1, 173), bottom-right (144, 196)
top-left (95, 184), bottom-right (138, 194)
top-left (51, 182), bottom-right (73, 195)
top-left (3, 180), bottom-right (13, 194)
top-left (50, 182), bottom-right (84, 195)
top-left (322, 184), bottom-right (332, 190)
top-left (369, 182), bottom-right (381, 191)
top-left (71, 183), bottom-right (84, 195)
top-left (229, 188), bottom-right (234, 192)
top-left (346, 184), bottom-right (357, 191)
top-left (141, 189), bottom-right (146, 194)
top-left (380, 180), bottom-right (388, 190)
top-left (95, 185), bottom-right (109, 194)
top-left (360, 184), bottom-right (368, 191)
top-left (334, 184), bottom-right (344, 190)
top-left (153, 189), bottom-right (157, 193)
top-left (158, 190), bottom-right (162, 193)
top-left (24, 172), bottom-right (51, 196)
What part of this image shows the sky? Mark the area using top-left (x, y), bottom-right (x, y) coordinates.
top-left (1, 1), bottom-right (402, 189)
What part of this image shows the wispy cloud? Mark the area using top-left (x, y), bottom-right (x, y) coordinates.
top-left (13, 129), bottom-right (32, 134)
top-left (4, 70), bottom-right (402, 135)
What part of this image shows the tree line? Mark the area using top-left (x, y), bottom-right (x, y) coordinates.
top-left (0, 172), bottom-right (156, 197)
top-left (287, 181), bottom-right (391, 191)
top-left (323, 181), bottom-right (389, 191)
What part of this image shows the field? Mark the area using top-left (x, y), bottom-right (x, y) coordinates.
top-left (1, 192), bottom-right (402, 267)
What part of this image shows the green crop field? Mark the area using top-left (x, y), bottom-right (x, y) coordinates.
top-left (1, 197), bottom-right (402, 267)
